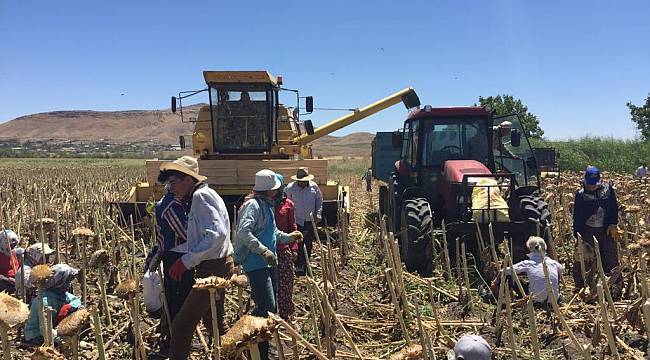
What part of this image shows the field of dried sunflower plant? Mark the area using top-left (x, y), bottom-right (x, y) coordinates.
top-left (0, 157), bottom-right (648, 359)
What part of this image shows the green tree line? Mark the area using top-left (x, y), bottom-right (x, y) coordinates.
top-left (531, 137), bottom-right (650, 173)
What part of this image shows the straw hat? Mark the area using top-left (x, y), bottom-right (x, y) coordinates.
top-left (291, 167), bottom-right (314, 181)
top-left (253, 169), bottom-right (281, 192)
top-left (160, 156), bottom-right (207, 182)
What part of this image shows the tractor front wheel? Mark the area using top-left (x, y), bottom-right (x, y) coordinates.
top-left (400, 198), bottom-right (433, 276)
top-left (511, 194), bottom-right (552, 262)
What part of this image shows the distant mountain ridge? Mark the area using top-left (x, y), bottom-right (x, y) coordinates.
top-left (0, 106), bottom-right (373, 156)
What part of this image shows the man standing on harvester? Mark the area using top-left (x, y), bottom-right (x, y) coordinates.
top-left (286, 167), bottom-right (323, 276)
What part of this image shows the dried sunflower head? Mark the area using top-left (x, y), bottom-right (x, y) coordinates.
top-left (89, 249), bottom-right (110, 267)
top-left (115, 279), bottom-right (138, 299)
top-left (0, 292), bottom-right (30, 329)
top-left (56, 308), bottom-right (90, 337)
top-left (72, 227), bottom-right (95, 237)
top-left (34, 218), bottom-right (56, 227)
top-left (221, 315), bottom-right (277, 354)
top-left (230, 274), bottom-right (249, 288)
top-left (193, 276), bottom-right (230, 290)
top-left (639, 237), bottom-right (650, 250)
top-left (31, 346), bottom-right (65, 360)
top-left (389, 344), bottom-right (423, 360)
top-left (623, 205), bottom-right (641, 214)
top-left (30, 264), bottom-right (53, 288)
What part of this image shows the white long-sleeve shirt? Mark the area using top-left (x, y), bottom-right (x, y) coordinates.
top-left (285, 181), bottom-right (323, 227)
top-left (504, 253), bottom-right (564, 303)
top-left (180, 183), bottom-right (233, 269)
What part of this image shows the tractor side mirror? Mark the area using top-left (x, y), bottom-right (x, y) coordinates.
top-left (171, 96), bottom-right (177, 113)
top-left (401, 90), bottom-right (421, 109)
top-left (304, 120), bottom-right (315, 135)
top-left (392, 131), bottom-right (403, 149)
top-left (179, 136), bottom-right (186, 149)
top-left (511, 129), bottom-right (521, 147)
top-left (305, 96), bottom-right (314, 113)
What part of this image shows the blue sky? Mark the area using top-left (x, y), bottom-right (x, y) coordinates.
top-left (1, 1), bottom-right (649, 140)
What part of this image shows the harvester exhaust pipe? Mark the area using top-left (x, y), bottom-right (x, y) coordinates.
top-left (293, 87), bottom-right (419, 145)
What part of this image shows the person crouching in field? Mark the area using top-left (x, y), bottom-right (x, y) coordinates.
top-left (0, 230), bottom-right (20, 293)
top-left (235, 169), bottom-right (303, 360)
top-left (273, 174), bottom-right (300, 326)
top-left (493, 236), bottom-right (564, 306)
top-left (16, 242), bottom-right (55, 304)
top-left (572, 166), bottom-right (622, 288)
top-left (24, 264), bottom-right (82, 345)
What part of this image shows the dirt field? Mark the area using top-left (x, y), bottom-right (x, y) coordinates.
top-left (0, 158), bottom-right (648, 359)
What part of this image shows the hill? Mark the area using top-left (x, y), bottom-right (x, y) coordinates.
top-left (0, 106), bottom-right (373, 157)
top-left (0, 106), bottom-right (201, 145)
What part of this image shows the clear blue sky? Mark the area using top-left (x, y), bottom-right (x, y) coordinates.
top-left (1, 1), bottom-right (649, 140)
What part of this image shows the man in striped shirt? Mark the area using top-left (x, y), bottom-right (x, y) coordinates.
top-left (150, 184), bottom-right (189, 356)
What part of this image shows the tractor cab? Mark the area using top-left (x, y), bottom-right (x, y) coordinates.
top-left (376, 105), bottom-right (548, 275)
top-left (395, 106), bottom-right (538, 195)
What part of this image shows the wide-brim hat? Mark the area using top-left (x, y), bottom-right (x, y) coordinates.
top-left (160, 156), bottom-right (207, 182)
top-left (291, 167), bottom-right (315, 181)
top-left (254, 169), bottom-right (282, 192)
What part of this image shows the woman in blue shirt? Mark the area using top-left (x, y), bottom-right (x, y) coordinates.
top-left (235, 169), bottom-right (302, 359)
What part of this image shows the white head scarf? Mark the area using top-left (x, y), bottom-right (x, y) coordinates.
top-left (0, 230), bottom-right (18, 256)
top-left (47, 263), bottom-right (79, 290)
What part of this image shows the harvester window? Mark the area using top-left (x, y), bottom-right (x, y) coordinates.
top-left (209, 86), bottom-right (273, 153)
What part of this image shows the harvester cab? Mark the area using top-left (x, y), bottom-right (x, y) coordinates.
top-left (172, 71), bottom-right (316, 160)
top-left (117, 70), bottom-right (419, 228)
top-left (373, 106), bottom-right (550, 276)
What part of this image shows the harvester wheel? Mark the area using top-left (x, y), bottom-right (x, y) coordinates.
top-left (400, 198), bottom-right (433, 276)
top-left (511, 194), bottom-right (552, 262)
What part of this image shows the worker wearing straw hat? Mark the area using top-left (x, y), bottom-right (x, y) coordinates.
top-left (285, 167), bottom-right (323, 276)
top-left (235, 169), bottom-right (303, 360)
top-left (158, 156), bottom-right (234, 360)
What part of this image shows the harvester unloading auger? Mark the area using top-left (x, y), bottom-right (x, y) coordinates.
top-left (114, 70), bottom-right (419, 225)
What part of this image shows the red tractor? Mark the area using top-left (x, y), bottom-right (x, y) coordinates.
top-left (372, 105), bottom-right (550, 276)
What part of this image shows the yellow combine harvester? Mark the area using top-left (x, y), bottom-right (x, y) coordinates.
top-left (120, 70), bottom-right (419, 224)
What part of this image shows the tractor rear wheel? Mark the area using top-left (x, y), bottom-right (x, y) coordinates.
top-left (511, 194), bottom-right (552, 262)
top-left (379, 185), bottom-right (388, 216)
top-left (400, 198), bottom-right (433, 276)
